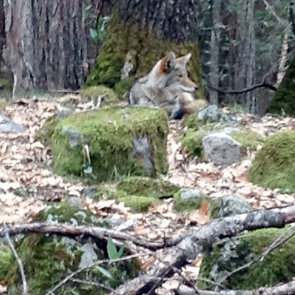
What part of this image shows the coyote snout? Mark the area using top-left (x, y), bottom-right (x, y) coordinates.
top-left (128, 51), bottom-right (204, 119)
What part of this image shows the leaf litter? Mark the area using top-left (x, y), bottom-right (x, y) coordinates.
top-left (1, 97), bottom-right (295, 289)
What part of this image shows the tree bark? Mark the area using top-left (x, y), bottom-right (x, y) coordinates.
top-left (209, 0), bottom-right (221, 105)
top-left (0, 0), bottom-right (4, 67)
top-left (4, 0), bottom-right (85, 95)
top-left (86, 0), bottom-right (205, 99)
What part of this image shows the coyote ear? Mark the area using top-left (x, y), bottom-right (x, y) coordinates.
top-left (177, 53), bottom-right (192, 65)
top-left (166, 52), bottom-right (176, 69)
top-left (158, 52), bottom-right (176, 75)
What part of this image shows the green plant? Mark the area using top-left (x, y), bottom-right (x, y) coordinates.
top-left (90, 16), bottom-right (110, 43)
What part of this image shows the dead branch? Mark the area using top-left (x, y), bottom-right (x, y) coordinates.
top-left (203, 74), bottom-right (276, 94)
top-left (4, 225), bottom-right (28, 295)
top-left (2, 205), bottom-right (295, 295)
top-left (107, 205), bottom-right (295, 295)
top-left (216, 226), bottom-right (295, 286)
top-left (175, 280), bottom-right (295, 295)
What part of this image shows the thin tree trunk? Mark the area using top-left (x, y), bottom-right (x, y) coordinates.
top-left (4, 0), bottom-right (85, 96)
top-left (276, 33), bottom-right (288, 87)
top-left (245, 0), bottom-right (256, 113)
top-left (0, 0), bottom-right (4, 67)
top-left (209, 0), bottom-right (221, 105)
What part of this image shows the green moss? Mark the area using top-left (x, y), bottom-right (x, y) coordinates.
top-left (52, 106), bottom-right (168, 182)
top-left (0, 78), bottom-right (10, 90)
top-left (268, 56), bottom-right (295, 116)
top-left (248, 130), bottom-right (295, 192)
top-left (6, 203), bottom-right (140, 295)
top-left (231, 128), bottom-right (265, 156)
top-left (183, 113), bottom-right (198, 130)
top-left (117, 176), bottom-right (179, 198)
top-left (198, 228), bottom-right (295, 290)
top-left (0, 99), bottom-right (10, 109)
top-left (114, 78), bottom-right (135, 97)
top-left (118, 194), bottom-right (158, 212)
top-left (95, 177), bottom-right (178, 212)
top-left (34, 115), bottom-right (59, 147)
top-left (180, 129), bottom-right (203, 157)
top-left (0, 247), bottom-right (11, 280)
top-left (86, 10), bottom-right (204, 99)
top-left (174, 191), bottom-right (209, 214)
top-left (83, 85), bottom-right (118, 101)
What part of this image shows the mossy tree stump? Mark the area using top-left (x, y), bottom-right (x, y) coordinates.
top-left (52, 106), bottom-right (168, 181)
top-left (85, 5), bottom-right (204, 98)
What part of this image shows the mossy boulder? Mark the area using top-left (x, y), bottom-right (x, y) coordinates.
top-left (6, 202), bottom-right (140, 295)
top-left (268, 56), bottom-right (295, 116)
top-left (248, 130), bottom-right (295, 192)
top-left (85, 10), bottom-right (204, 99)
top-left (52, 106), bottom-right (168, 182)
top-left (231, 128), bottom-right (265, 156)
top-left (95, 177), bottom-right (180, 212)
top-left (174, 190), bottom-right (210, 214)
top-left (198, 228), bottom-right (295, 290)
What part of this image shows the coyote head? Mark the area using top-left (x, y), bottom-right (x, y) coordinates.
top-left (157, 51), bottom-right (198, 93)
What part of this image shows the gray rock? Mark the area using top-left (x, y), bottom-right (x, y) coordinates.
top-left (57, 108), bottom-right (74, 121)
top-left (67, 197), bottom-right (83, 208)
top-left (61, 126), bottom-right (90, 148)
top-left (0, 112), bottom-right (23, 133)
top-left (180, 189), bottom-right (201, 201)
top-left (198, 105), bottom-right (220, 122)
top-left (202, 133), bottom-right (241, 165)
top-left (79, 244), bottom-right (98, 269)
top-left (215, 194), bottom-right (252, 218)
top-left (82, 187), bottom-right (97, 199)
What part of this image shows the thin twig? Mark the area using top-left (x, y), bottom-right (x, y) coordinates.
top-left (216, 226), bottom-right (295, 286)
top-left (70, 278), bottom-right (113, 291)
top-left (4, 225), bottom-right (28, 295)
top-left (45, 253), bottom-right (144, 295)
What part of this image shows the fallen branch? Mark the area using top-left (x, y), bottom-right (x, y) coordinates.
top-left (4, 226), bottom-right (28, 295)
top-left (175, 280), bottom-right (295, 295)
top-left (108, 205), bottom-right (295, 294)
top-left (2, 205), bottom-right (295, 295)
top-left (203, 74), bottom-right (276, 94)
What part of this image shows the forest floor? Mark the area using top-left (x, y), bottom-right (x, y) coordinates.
top-left (1, 95), bottom-right (295, 293)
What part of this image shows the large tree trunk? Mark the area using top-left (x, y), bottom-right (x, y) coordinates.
top-left (86, 0), bottom-right (205, 99)
top-left (4, 0), bottom-right (85, 96)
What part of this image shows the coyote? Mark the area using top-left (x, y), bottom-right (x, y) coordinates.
top-left (128, 52), bottom-right (206, 119)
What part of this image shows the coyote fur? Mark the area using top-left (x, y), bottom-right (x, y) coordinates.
top-left (128, 52), bottom-right (206, 119)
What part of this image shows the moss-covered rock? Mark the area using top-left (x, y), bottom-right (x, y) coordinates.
top-left (198, 227), bottom-right (295, 290)
top-left (174, 190), bottom-right (210, 214)
top-left (95, 177), bottom-right (179, 212)
top-left (231, 128), bottom-right (265, 156)
top-left (52, 106), bottom-right (168, 182)
top-left (6, 202), bottom-right (140, 295)
top-left (248, 130), bottom-right (295, 192)
top-left (180, 129), bottom-right (204, 157)
top-left (85, 10), bottom-right (204, 99)
top-left (268, 56), bottom-right (295, 116)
